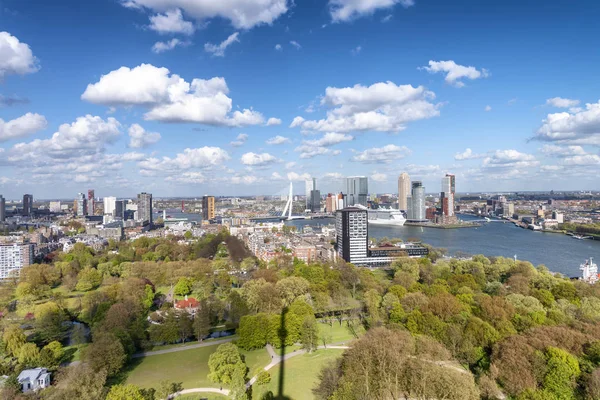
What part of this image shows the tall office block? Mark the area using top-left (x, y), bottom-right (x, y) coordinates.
top-left (103, 196), bottom-right (116, 217)
top-left (398, 172), bottom-right (411, 211)
top-left (345, 176), bottom-right (368, 207)
top-left (87, 189), bottom-right (95, 216)
top-left (441, 174), bottom-right (455, 217)
top-left (137, 192), bottom-right (153, 225)
top-left (305, 179), bottom-right (314, 209)
top-left (336, 207), bottom-right (368, 264)
top-left (76, 193), bottom-right (87, 216)
top-left (202, 196), bottom-right (215, 221)
top-left (325, 194), bottom-right (338, 213)
top-left (0, 243), bottom-right (34, 279)
top-left (408, 181), bottom-right (426, 221)
top-left (310, 189), bottom-right (321, 212)
top-left (22, 194), bottom-right (33, 216)
top-left (0, 195), bottom-right (5, 222)
top-left (114, 200), bottom-right (125, 220)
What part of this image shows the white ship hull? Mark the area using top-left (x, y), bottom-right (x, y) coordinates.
top-left (368, 219), bottom-right (406, 226)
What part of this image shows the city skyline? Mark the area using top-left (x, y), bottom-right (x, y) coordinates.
top-left (1, 0), bottom-right (600, 197)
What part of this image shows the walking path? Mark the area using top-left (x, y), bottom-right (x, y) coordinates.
top-left (132, 337), bottom-right (235, 358)
top-left (169, 387), bottom-right (230, 398)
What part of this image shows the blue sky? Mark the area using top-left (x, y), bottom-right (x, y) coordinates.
top-left (1, 0), bottom-right (600, 199)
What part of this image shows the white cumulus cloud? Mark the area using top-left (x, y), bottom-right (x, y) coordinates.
top-left (421, 60), bottom-right (490, 87)
top-left (0, 32), bottom-right (39, 79)
top-left (81, 64), bottom-right (265, 126)
top-left (291, 81), bottom-right (440, 133)
top-left (0, 113), bottom-right (47, 142)
top-left (266, 135), bottom-right (290, 145)
top-left (290, 40), bottom-right (301, 49)
top-left (241, 152), bottom-right (278, 166)
top-left (266, 117), bottom-right (282, 126)
top-left (287, 171), bottom-right (311, 181)
top-left (540, 144), bottom-right (587, 157)
top-left (546, 97), bottom-right (580, 109)
top-left (535, 101), bottom-right (600, 145)
top-left (454, 148), bottom-right (483, 160)
top-left (329, 0), bottom-right (414, 22)
top-left (152, 38), bottom-right (190, 54)
top-left (122, 0), bottom-right (289, 30)
top-left (303, 132), bottom-right (353, 147)
top-left (149, 9), bottom-right (195, 35)
top-left (482, 150), bottom-right (538, 169)
top-left (230, 133), bottom-right (248, 147)
top-left (139, 147), bottom-right (230, 171)
top-left (128, 123), bottom-right (161, 148)
top-left (371, 172), bottom-right (387, 182)
top-left (204, 32), bottom-right (240, 57)
top-left (350, 144), bottom-right (411, 163)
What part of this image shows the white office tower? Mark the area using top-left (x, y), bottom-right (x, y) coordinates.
top-left (76, 193), bottom-right (86, 216)
top-left (305, 179), bottom-right (314, 209)
top-left (441, 174), bottom-right (455, 217)
top-left (103, 196), bottom-right (117, 217)
top-left (336, 207), bottom-right (368, 265)
top-left (398, 173), bottom-right (410, 211)
top-left (345, 176), bottom-right (368, 207)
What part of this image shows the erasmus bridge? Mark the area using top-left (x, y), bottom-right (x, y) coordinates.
top-left (249, 181), bottom-right (308, 221)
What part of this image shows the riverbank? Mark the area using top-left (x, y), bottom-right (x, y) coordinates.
top-left (404, 222), bottom-right (481, 229)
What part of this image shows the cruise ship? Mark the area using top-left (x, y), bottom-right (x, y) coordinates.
top-left (354, 205), bottom-right (406, 226)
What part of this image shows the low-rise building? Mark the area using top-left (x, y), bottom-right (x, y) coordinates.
top-left (18, 368), bottom-right (51, 392)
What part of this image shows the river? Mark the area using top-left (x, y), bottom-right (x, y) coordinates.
top-left (285, 215), bottom-right (600, 277)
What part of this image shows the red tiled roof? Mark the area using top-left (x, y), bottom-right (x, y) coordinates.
top-left (175, 298), bottom-right (199, 309)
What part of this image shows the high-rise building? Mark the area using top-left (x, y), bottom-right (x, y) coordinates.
top-left (336, 207), bottom-right (368, 264)
top-left (310, 189), bottom-right (321, 212)
top-left (103, 196), bottom-right (116, 217)
top-left (398, 173), bottom-right (410, 211)
top-left (441, 174), bottom-right (455, 217)
top-left (408, 181), bottom-right (426, 221)
top-left (345, 176), bottom-right (368, 207)
top-left (325, 194), bottom-right (338, 213)
top-left (87, 190), bottom-right (95, 216)
top-left (137, 193), bottom-right (153, 225)
top-left (202, 196), bottom-right (215, 221)
top-left (0, 243), bottom-right (34, 279)
top-left (114, 200), bottom-right (125, 220)
top-left (49, 201), bottom-right (62, 213)
top-left (22, 194), bottom-right (33, 216)
top-left (0, 195), bottom-right (5, 222)
top-left (305, 179), bottom-right (314, 209)
top-left (76, 193), bottom-right (87, 216)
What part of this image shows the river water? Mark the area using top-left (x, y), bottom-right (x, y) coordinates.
top-left (286, 215), bottom-right (600, 277)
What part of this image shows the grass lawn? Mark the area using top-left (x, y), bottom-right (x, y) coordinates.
top-left (147, 336), bottom-right (238, 351)
top-left (125, 344), bottom-right (271, 391)
top-left (241, 348), bottom-right (271, 377)
top-left (252, 349), bottom-right (344, 400)
top-left (318, 320), bottom-right (364, 344)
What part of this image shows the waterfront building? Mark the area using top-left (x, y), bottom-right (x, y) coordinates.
top-left (310, 189), bottom-right (321, 212)
top-left (22, 194), bottom-right (33, 216)
top-left (503, 202), bottom-right (515, 217)
top-left (87, 189), bottom-right (95, 216)
top-left (336, 207), bottom-right (368, 265)
top-left (345, 176), bottom-right (368, 207)
top-left (441, 174), bottom-right (455, 217)
top-left (552, 211), bottom-right (564, 224)
top-left (0, 243), bottom-right (34, 279)
top-left (137, 192), bottom-right (153, 225)
top-left (202, 195), bottom-right (215, 221)
top-left (305, 179), bottom-right (314, 209)
top-left (76, 193), bottom-right (87, 216)
top-left (398, 172), bottom-right (410, 211)
top-left (0, 195), bottom-right (5, 222)
top-left (408, 181), bottom-right (426, 221)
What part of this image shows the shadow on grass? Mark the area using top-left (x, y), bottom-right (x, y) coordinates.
top-left (108, 355), bottom-right (145, 386)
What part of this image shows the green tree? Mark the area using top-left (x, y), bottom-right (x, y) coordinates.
top-left (106, 384), bottom-right (145, 400)
top-left (2, 325), bottom-right (26, 357)
top-left (193, 305), bottom-right (211, 341)
top-left (40, 341), bottom-right (64, 368)
top-left (174, 277), bottom-right (193, 296)
top-left (75, 267), bottom-right (103, 291)
top-left (300, 316), bottom-right (319, 353)
top-left (84, 332), bottom-right (126, 377)
top-left (34, 301), bottom-right (69, 343)
top-left (543, 347), bottom-right (580, 399)
top-left (256, 371), bottom-right (271, 385)
top-left (208, 343), bottom-right (247, 385)
top-left (276, 276), bottom-right (310, 306)
top-left (46, 364), bottom-right (107, 400)
top-left (18, 343), bottom-right (41, 366)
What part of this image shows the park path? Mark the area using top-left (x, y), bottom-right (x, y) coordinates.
top-left (169, 387), bottom-right (230, 398)
top-left (132, 337), bottom-right (235, 359)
